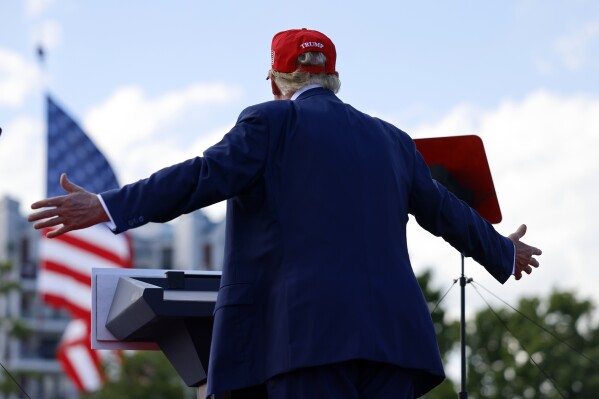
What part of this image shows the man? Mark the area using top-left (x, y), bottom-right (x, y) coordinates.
top-left (29, 29), bottom-right (541, 398)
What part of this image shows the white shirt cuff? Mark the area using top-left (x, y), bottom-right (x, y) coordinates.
top-left (511, 242), bottom-right (516, 275)
top-left (97, 194), bottom-right (117, 232)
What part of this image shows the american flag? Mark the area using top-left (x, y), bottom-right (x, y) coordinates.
top-left (38, 95), bottom-right (133, 391)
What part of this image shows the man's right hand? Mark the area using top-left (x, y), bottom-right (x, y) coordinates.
top-left (508, 224), bottom-right (542, 280)
top-left (28, 173), bottom-right (110, 238)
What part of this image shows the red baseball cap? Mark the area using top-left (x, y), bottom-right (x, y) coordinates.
top-left (270, 28), bottom-right (337, 75)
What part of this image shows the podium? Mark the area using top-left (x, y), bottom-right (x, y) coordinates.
top-left (413, 135), bottom-right (502, 399)
top-left (92, 268), bottom-right (221, 387)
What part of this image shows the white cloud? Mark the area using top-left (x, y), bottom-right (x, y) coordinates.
top-left (83, 82), bottom-right (242, 206)
top-left (0, 116), bottom-right (44, 211)
top-left (406, 90), bottom-right (599, 317)
top-left (25, 0), bottom-right (54, 18)
top-left (555, 21), bottom-right (599, 70)
top-left (409, 103), bottom-right (483, 138)
top-left (0, 48), bottom-right (41, 107)
top-left (115, 123), bottom-right (232, 221)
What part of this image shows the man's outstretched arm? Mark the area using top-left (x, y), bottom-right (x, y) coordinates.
top-left (28, 173), bottom-right (109, 238)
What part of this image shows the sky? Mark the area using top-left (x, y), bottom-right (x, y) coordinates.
top-left (1, 0), bottom-right (599, 326)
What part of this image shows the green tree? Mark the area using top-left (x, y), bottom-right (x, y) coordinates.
top-left (466, 288), bottom-right (599, 398)
top-left (85, 351), bottom-right (195, 399)
top-left (0, 261), bottom-right (34, 397)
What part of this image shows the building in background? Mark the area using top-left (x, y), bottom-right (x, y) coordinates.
top-left (174, 211), bottom-right (225, 271)
top-left (0, 196), bottom-right (70, 399)
top-left (0, 195), bottom-right (225, 398)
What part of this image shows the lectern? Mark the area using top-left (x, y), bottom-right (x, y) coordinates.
top-left (92, 268), bottom-right (221, 388)
top-left (414, 135), bottom-right (502, 399)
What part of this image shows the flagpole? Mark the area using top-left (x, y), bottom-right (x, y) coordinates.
top-left (36, 44), bottom-right (49, 198)
top-left (36, 44), bottom-right (48, 99)
top-left (36, 45), bottom-right (46, 79)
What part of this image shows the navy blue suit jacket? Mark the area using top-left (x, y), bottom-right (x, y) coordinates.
top-left (102, 88), bottom-right (514, 397)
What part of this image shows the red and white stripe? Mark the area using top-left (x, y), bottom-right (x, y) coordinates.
top-left (57, 319), bottom-right (103, 392)
top-left (39, 225), bottom-right (132, 391)
top-left (39, 225), bottom-right (132, 318)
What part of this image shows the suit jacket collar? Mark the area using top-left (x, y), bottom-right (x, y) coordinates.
top-left (295, 87), bottom-right (336, 101)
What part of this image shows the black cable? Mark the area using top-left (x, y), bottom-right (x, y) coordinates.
top-left (0, 361), bottom-right (32, 399)
top-left (430, 279), bottom-right (457, 314)
top-left (471, 283), bottom-right (567, 399)
top-left (472, 281), bottom-right (599, 369)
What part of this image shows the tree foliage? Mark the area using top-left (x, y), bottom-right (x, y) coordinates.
top-left (0, 261), bottom-right (34, 396)
top-left (417, 270), bottom-right (599, 399)
top-left (466, 288), bottom-right (599, 398)
top-left (85, 351), bottom-right (195, 399)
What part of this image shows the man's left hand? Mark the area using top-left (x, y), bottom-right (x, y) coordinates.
top-left (508, 224), bottom-right (542, 280)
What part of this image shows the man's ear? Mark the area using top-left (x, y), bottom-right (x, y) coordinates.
top-left (271, 79), bottom-right (282, 97)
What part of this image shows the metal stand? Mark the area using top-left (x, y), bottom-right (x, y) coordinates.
top-left (459, 253), bottom-right (471, 399)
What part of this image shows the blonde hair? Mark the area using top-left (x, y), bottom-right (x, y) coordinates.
top-left (270, 52), bottom-right (341, 97)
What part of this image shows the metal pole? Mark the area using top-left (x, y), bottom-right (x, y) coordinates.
top-left (459, 253), bottom-right (468, 399)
